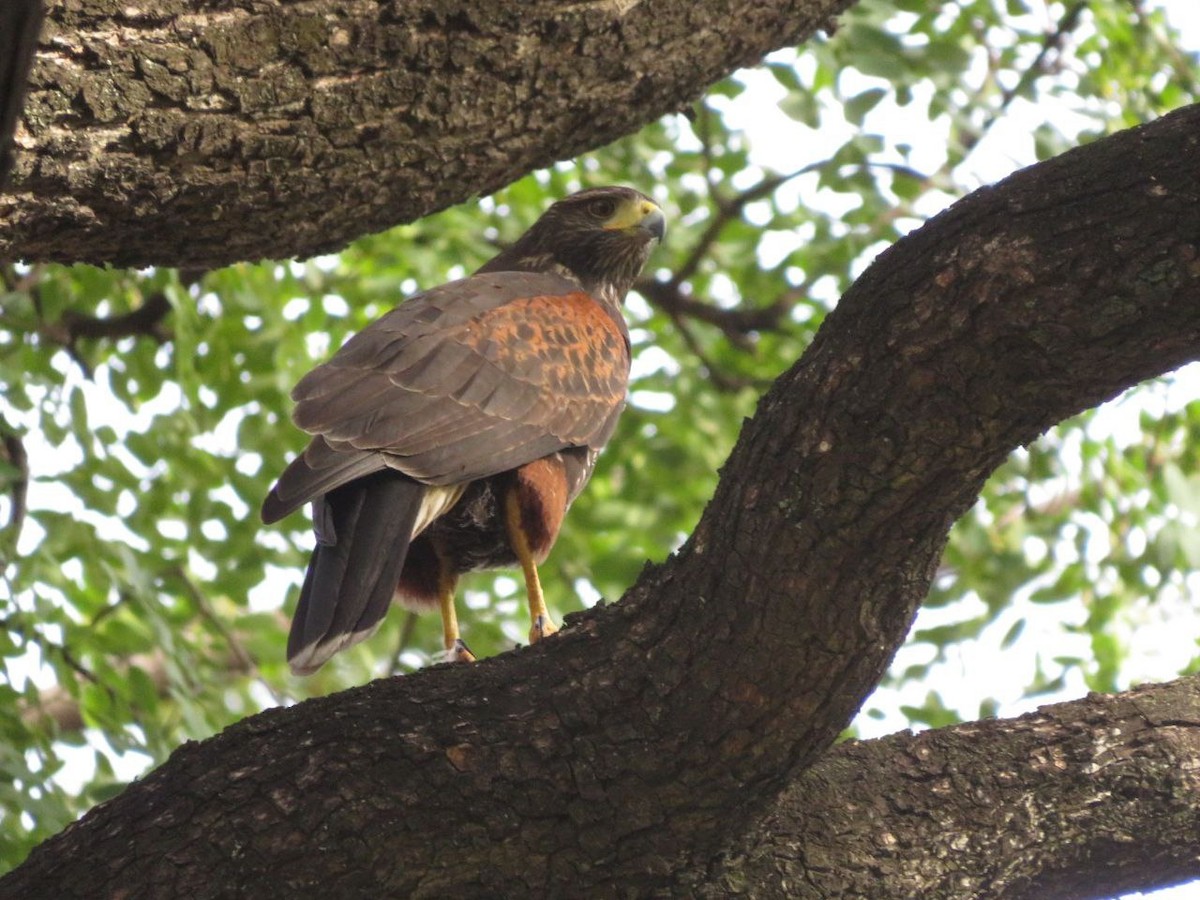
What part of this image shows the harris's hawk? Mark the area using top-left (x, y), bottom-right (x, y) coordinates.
top-left (262, 186), bottom-right (665, 674)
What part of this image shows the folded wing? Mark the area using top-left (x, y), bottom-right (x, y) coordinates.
top-left (262, 270), bottom-right (631, 523)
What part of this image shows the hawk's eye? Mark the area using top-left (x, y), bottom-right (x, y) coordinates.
top-left (588, 197), bottom-right (617, 219)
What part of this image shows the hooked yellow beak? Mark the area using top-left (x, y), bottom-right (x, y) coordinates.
top-left (605, 198), bottom-right (666, 242)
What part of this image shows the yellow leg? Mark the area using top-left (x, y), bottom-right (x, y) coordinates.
top-left (505, 489), bottom-right (559, 645)
top-left (436, 556), bottom-right (475, 662)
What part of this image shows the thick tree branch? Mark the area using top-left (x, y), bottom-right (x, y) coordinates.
top-left (0, 0), bottom-right (42, 188)
top-left (4, 104), bottom-right (1197, 896)
top-left (713, 674), bottom-right (1200, 899)
top-left (0, 0), bottom-right (850, 268)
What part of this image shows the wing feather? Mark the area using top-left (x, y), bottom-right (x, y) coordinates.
top-left (262, 270), bottom-right (630, 521)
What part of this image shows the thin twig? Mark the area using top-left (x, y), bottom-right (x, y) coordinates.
top-left (0, 424), bottom-right (27, 542)
top-left (961, 0), bottom-right (1088, 157)
top-left (671, 166), bottom-right (819, 289)
top-left (171, 564), bottom-right (284, 706)
top-left (7, 267), bottom-right (182, 378)
top-left (60, 292), bottom-right (172, 343)
top-left (27, 273), bottom-right (94, 377)
top-left (638, 278), bottom-right (803, 346)
top-left (1132, 4), bottom-right (1199, 95)
top-left (695, 103), bottom-right (721, 199)
top-left (663, 307), bottom-right (763, 393)
top-left (388, 610), bottom-right (420, 676)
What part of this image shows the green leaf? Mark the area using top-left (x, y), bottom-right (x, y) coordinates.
top-left (844, 87), bottom-right (887, 126)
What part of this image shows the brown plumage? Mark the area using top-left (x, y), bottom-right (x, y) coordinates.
top-left (262, 187), bottom-right (665, 674)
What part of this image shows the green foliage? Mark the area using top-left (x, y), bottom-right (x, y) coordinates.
top-left (1, 0), bottom-right (1197, 871)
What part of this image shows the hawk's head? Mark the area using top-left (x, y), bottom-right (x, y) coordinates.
top-left (481, 186), bottom-right (666, 303)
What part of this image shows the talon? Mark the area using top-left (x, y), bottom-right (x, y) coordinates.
top-left (435, 638), bottom-right (477, 664)
top-left (529, 614), bottom-right (559, 645)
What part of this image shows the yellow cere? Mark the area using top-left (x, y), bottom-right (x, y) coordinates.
top-left (604, 198), bottom-right (662, 231)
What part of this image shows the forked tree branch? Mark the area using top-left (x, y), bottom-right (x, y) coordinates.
top-left (4, 101), bottom-right (1198, 897)
top-left (715, 674), bottom-right (1200, 899)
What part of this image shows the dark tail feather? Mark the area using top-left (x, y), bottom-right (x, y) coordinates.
top-left (288, 472), bottom-right (424, 675)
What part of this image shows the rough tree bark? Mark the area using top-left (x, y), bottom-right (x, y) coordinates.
top-left (0, 0), bottom-right (848, 268)
top-left (3, 96), bottom-right (1198, 898)
top-left (719, 676), bottom-right (1200, 899)
top-left (0, 0), bottom-right (43, 187)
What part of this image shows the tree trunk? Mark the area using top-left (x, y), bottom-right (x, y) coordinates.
top-left (0, 0), bottom-right (848, 268)
top-left (3, 99), bottom-right (1198, 898)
